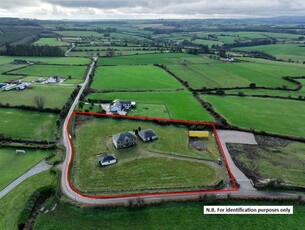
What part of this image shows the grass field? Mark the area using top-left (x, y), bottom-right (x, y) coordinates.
top-left (167, 61), bottom-right (305, 89)
top-left (193, 39), bottom-right (223, 47)
top-left (87, 91), bottom-right (214, 121)
top-left (72, 118), bottom-right (221, 194)
top-left (0, 108), bottom-right (57, 141)
top-left (228, 137), bottom-right (305, 187)
top-left (0, 171), bottom-right (57, 230)
top-left (91, 65), bottom-right (183, 90)
top-left (10, 65), bottom-right (87, 82)
top-left (1, 56), bottom-right (90, 65)
top-left (128, 103), bottom-right (171, 118)
top-left (33, 38), bottom-right (69, 46)
top-left (203, 95), bottom-right (305, 138)
top-left (33, 200), bottom-right (305, 230)
top-left (53, 30), bottom-right (104, 38)
top-left (0, 85), bottom-right (75, 109)
top-left (0, 147), bottom-right (53, 190)
top-left (235, 43), bottom-right (305, 63)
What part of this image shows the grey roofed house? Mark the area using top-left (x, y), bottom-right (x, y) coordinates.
top-left (138, 129), bottom-right (158, 142)
top-left (109, 99), bottom-right (122, 112)
top-left (112, 131), bottom-right (137, 149)
top-left (99, 154), bottom-right (117, 166)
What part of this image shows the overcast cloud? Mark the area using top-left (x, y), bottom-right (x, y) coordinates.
top-left (0, 0), bottom-right (304, 19)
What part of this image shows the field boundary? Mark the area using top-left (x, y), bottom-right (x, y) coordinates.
top-left (65, 111), bottom-right (238, 199)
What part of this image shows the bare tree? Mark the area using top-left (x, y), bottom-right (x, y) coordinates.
top-left (34, 95), bottom-right (46, 110)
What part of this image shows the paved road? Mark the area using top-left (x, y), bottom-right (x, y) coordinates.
top-left (217, 130), bottom-right (257, 191)
top-left (65, 43), bottom-right (75, 56)
top-left (0, 160), bottom-right (52, 199)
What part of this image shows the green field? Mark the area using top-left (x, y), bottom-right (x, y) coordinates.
top-left (0, 85), bottom-right (75, 109)
top-left (33, 38), bottom-right (69, 46)
top-left (0, 147), bottom-right (53, 190)
top-left (0, 171), bottom-right (57, 230)
top-left (53, 30), bottom-right (104, 38)
top-left (0, 108), bottom-right (57, 141)
top-left (33, 200), bottom-right (305, 230)
top-left (91, 65), bottom-right (183, 90)
top-left (87, 91), bottom-right (214, 121)
top-left (203, 95), bottom-right (305, 138)
top-left (167, 61), bottom-right (305, 89)
top-left (1, 56), bottom-right (90, 65)
top-left (235, 43), bottom-right (305, 63)
top-left (228, 137), bottom-right (305, 187)
top-left (72, 118), bottom-right (221, 194)
top-left (10, 65), bottom-right (87, 83)
top-left (193, 39), bottom-right (223, 47)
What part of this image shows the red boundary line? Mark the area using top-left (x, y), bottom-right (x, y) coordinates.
top-left (66, 111), bottom-right (238, 199)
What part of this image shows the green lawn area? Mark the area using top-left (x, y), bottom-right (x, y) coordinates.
top-left (33, 38), bottom-right (69, 46)
top-left (0, 147), bottom-right (53, 190)
top-left (72, 118), bottom-right (221, 194)
top-left (128, 103), bottom-right (171, 118)
top-left (203, 95), bottom-right (305, 138)
top-left (91, 65), bottom-right (183, 90)
top-left (0, 85), bottom-right (75, 109)
top-left (87, 91), bottom-right (214, 121)
top-left (33, 200), bottom-right (305, 230)
top-left (228, 137), bottom-right (305, 187)
top-left (0, 56), bottom-right (90, 65)
top-left (193, 39), bottom-right (223, 47)
top-left (0, 108), bottom-right (57, 141)
top-left (235, 43), bottom-right (305, 63)
top-left (53, 30), bottom-right (104, 38)
top-left (9, 65), bottom-right (87, 83)
top-left (0, 171), bottom-right (57, 230)
top-left (98, 53), bottom-right (198, 65)
top-left (167, 61), bottom-right (305, 89)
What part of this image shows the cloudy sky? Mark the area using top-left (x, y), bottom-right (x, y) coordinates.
top-left (0, 0), bottom-right (304, 20)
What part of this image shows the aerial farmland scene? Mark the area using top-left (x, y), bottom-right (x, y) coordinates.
top-left (1, 1), bottom-right (305, 229)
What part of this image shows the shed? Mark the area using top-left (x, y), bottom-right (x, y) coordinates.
top-left (99, 154), bottom-right (117, 166)
top-left (188, 131), bottom-right (209, 138)
top-left (138, 129), bottom-right (158, 142)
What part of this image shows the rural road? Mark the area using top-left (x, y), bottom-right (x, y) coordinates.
top-left (0, 160), bottom-right (52, 199)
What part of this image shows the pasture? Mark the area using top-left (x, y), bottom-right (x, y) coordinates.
top-left (0, 56), bottom-right (90, 65)
top-left (87, 91), bottom-right (214, 121)
top-left (203, 95), bottom-right (305, 138)
top-left (91, 65), bottom-right (183, 90)
top-left (0, 108), bottom-right (57, 141)
top-left (33, 38), bottom-right (69, 46)
top-left (72, 118), bottom-right (221, 194)
top-left (53, 30), bottom-right (104, 38)
top-left (0, 147), bottom-right (53, 190)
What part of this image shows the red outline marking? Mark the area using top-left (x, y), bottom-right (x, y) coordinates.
top-left (66, 111), bottom-right (238, 199)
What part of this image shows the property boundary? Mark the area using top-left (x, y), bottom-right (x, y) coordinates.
top-left (66, 111), bottom-right (238, 199)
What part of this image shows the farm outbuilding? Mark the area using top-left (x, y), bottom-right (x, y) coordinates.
top-left (99, 154), bottom-right (117, 166)
top-left (112, 131), bottom-right (137, 149)
top-left (188, 131), bottom-right (209, 138)
top-left (138, 129), bottom-right (158, 142)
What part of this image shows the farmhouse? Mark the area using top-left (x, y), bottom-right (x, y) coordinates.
top-left (99, 154), bottom-right (117, 166)
top-left (188, 131), bottom-right (209, 138)
top-left (109, 99), bottom-right (136, 113)
top-left (46, 76), bottom-right (61, 84)
top-left (138, 129), bottom-right (158, 142)
top-left (112, 131), bottom-right (137, 149)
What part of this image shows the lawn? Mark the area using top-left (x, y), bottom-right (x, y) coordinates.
top-left (33, 200), bottom-right (305, 230)
top-left (0, 108), bottom-right (57, 141)
top-left (72, 118), bottom-right (222, 194)
top-left (203, 95), bottom-right (305, 138)
top-left (0, 85), bottom-right (75, 109)
top-left (167, 61), bottom-right (305, 89)
top-left (9, 65), bottom-right (87, 82)
top-left (87, 91), bottom-right (214, 121)
top-left (0, 147), bottom-right (53, 190)
top-left (228, 136), bottom-right (305, 187)
top-left (0, 171), bottom-right (57, 230)
top-left (91, 65), bottom-right (183, 90)
top-left (33, 38), bottom-right (69, 46)
top-left (128, 103), bottom-right (171, 118)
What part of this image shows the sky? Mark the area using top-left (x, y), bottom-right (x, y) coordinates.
top-left (0, 0), bottom-right (304, 20)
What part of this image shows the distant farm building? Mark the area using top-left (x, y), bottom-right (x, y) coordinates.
top-left (16, 149), bottom-right (26, 154)
top-left (109, 99), bottom-right (136, 113)
top-left (188, 131), bottom-right (209, 138)
top-left (46, 76), bottom-right (61, 84)
top-left (99, 154), bottom-right (117, 166)
top-left (3, 84), bottom-right (17, 91)
top-left (220, 57), bottom-right (234, 62)
top-left (138, 129), bottom-right (158, 142)
top-left (112, 131), bottom-right (137, 149)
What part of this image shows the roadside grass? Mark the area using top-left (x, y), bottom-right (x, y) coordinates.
top-left (87, 91), bottom-right (214, 121)
top-left (228, 138), bottom-right (305, 187)
top-left (72, 118), bottom-right (221, 194)
top-left (0, 85), bottom-right (75, 109)
top-left (203, 95), bottom-right (305, 138)
top-left (0, 108), bottom-right (57, 141)
top-left (0, 171), bottom-right (57, 230)
top-left (33, 200), bottom-right (305, 230)
top-left (0, 147), bottom-right (53, 190)
top-left (91, 65), bottom-right (183, 90)
top-left (167, 61), bottom-right (305, 89)
top-left (33, 38), bottom-right (69, 46)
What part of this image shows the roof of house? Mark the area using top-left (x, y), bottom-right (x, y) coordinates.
top-left (99, 154), bottom-right (116, 163)
top-left (138, 129), bottom-right (157, 139)
top-left (112, 131), bottom-right (136, 143)
top-left (110, 99), bottom-right (122, 108)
